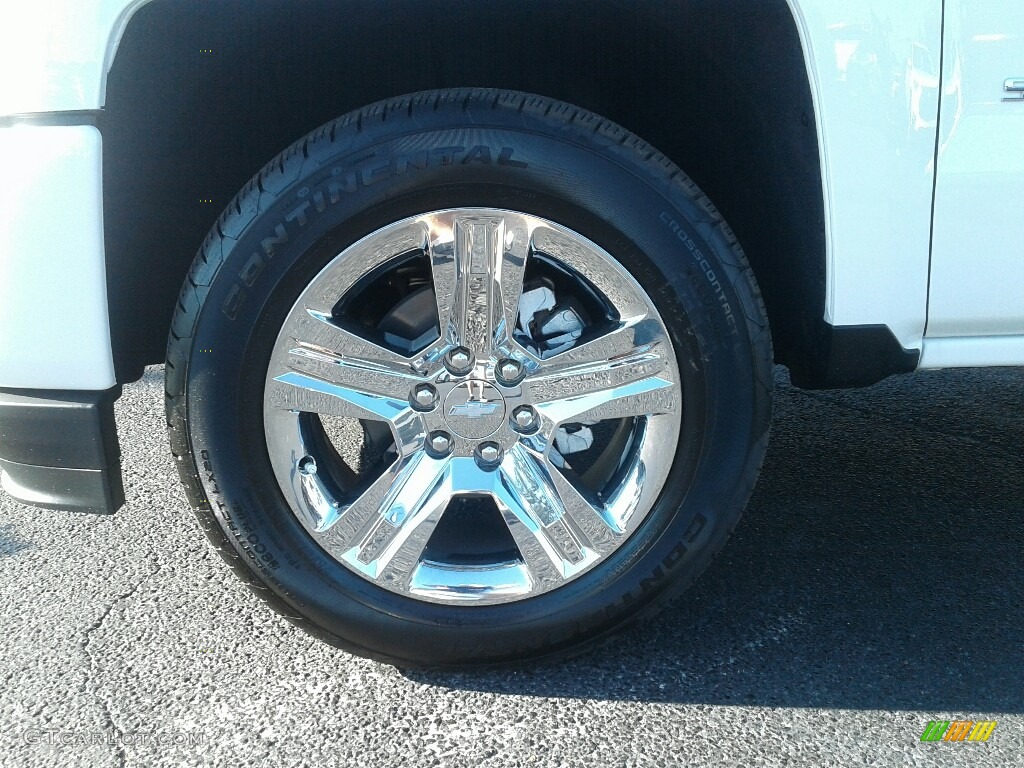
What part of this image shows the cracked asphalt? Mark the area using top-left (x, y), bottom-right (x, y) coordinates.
top-left (1, 365), bottom-right (1021, 767)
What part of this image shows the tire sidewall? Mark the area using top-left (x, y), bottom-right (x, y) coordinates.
top-left (182, 102), bottom-right (767, 664)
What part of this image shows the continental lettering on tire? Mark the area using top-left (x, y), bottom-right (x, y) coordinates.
top-left (621, 513), bottom-right (708, 605)
top-left (222, 284), bottom-right (246, 320)
top-left (239, 251), bottom-right (265, 287)
top-left (682, 512), bottom-right (707, 544)
top-left (222, 146), bottom-right (527, 319)
top-left (323, 146), bottom-right (527, 196)
top-left (260, 224), bottom-right (290, 258)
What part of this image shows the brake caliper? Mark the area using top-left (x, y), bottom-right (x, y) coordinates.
top-left (515, 280), bottom-right (595, 468)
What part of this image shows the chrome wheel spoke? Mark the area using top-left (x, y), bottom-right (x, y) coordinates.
top-left (266, 371), bottom-right (410, 423)
top-left (541, 457), bottom-right (626, 541)
top-left (530, 225), bottom-right (650, 321)
top-left (268, 309), bottom-right (429, 424)
top-left (303, 220), bottom-right (430, 314)
top-left (492, 446), bottom-right (609, 584)
top-left (281, 310), bottom-right (423, 399)
top-left (426, 212), bottom-right (530, 355)
top-left (536, 372), bottom-right (678, 425)
top-left (528, 323), bottom-right (679, 426)
top-left (321, 452), bottom-right (451, 587)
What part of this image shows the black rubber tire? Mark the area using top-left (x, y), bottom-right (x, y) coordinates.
top-left (165, 88), bottom-right (773, 668)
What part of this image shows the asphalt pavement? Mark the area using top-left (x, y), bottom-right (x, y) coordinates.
top-left (1, 365), bottom-right (1021, 767)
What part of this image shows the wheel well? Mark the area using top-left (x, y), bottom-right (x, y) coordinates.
top-left (102, 0), bottom-right (826, 383)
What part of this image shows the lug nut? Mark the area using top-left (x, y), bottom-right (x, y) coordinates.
top-left (411, 384), bottom-right (438, 410)
top-left (445, 347), bottom-right (474, 375)
top-left (511, 405), bottom-right (538, 433)
top-left (496, 358), bottom-right (524, 385)
top-left (297, 455), bottom-right (317, 475)
top-left (476, 441), bottom-right (503, 468)
top-left (428, 431), bottom-right (453, 457)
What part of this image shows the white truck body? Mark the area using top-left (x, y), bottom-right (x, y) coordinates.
top-left (2, 1), bottom-right (1022, 391)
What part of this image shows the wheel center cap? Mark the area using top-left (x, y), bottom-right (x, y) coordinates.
top-left (443, 379), bottom-right (507, 439)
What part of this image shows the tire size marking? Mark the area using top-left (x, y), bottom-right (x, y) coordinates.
top-left (199, 449), bottom-right (220, 494)
top-left (201, 450), bottom-right (283, 574)
top-left (659, 212), bottom-right (739, 337)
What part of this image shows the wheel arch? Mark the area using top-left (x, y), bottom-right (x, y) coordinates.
top-left (101, 0), bottom-right (833, 385)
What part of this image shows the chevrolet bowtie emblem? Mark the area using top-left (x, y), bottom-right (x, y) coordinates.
top-left (443, 379), bottom-right (507, 438)
top-left (449, 401), bottom-right (503, 419)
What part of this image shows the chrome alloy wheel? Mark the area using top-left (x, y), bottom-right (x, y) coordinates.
top-left (263, 209), bottom-right (682, 605)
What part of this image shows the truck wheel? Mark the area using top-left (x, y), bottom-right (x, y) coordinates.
top-left (165, 88), bottom-right (772, 667)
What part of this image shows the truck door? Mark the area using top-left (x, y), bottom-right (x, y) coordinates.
top-left (927, 2), bottom-right (1024, 341)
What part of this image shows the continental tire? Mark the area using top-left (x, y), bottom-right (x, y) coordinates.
top-left (165, 88), bottom-right (773, 668)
